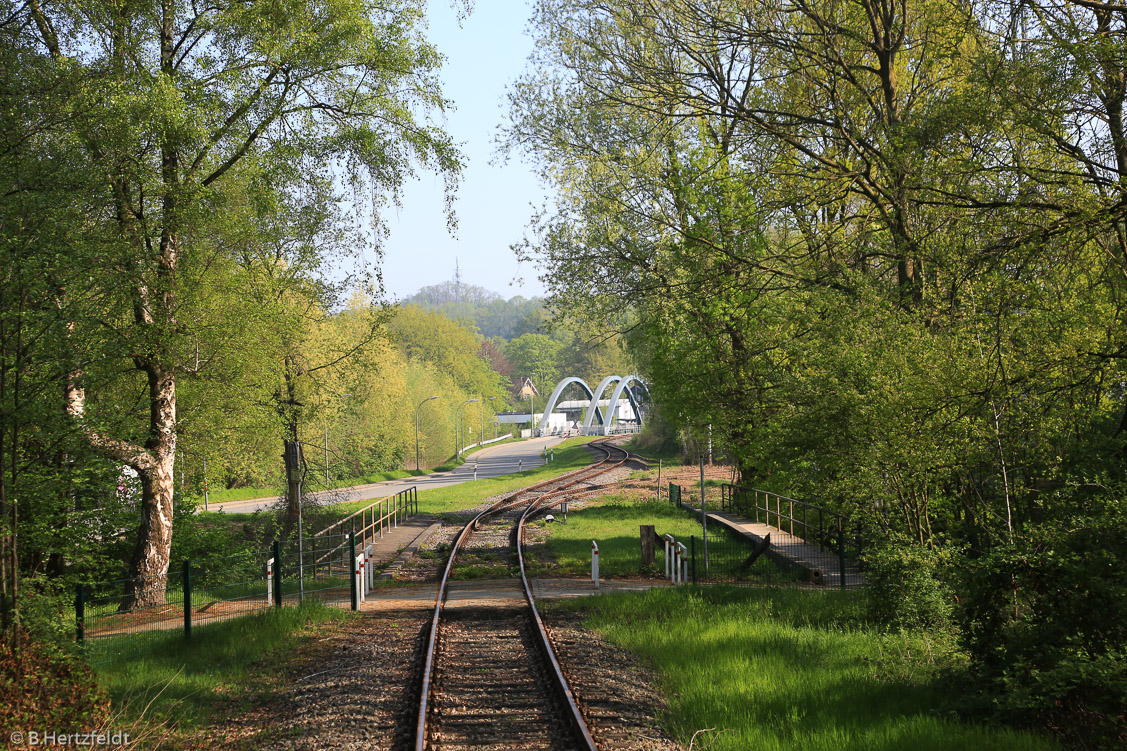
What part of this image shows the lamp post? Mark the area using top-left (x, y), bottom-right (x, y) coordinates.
top-left (456, 398), bottom-right (478, 456)
top-left (480, 396), bottom-right (497, 448)
top-left (415, 395), bottom-right (439, 471)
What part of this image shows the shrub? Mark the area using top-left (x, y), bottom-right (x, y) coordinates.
top-left (863, 539), bottom-right (954, 630)
top-left (956, 498), bottom-right (1127, 749)
top-left (0, 629), bottom-right (108, 733)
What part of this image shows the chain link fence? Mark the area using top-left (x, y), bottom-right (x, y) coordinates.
top-left (77, 532), bottom-right (364, 666)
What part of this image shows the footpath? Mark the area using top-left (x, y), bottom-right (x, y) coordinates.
top-left (208, 435), bottom-right (567, 514)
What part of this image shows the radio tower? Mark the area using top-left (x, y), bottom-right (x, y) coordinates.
top-left (454, 257), bottom-right (462, 302)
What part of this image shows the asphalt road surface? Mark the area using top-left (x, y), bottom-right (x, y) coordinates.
top-left (206, 435), bottom-right (571, 514)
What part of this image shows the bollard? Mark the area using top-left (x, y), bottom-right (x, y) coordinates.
top-left (551, 448), bottom-right (554, 461)
top-left (365, 544), bottom-right (375, 590)
top-left (519, 458), bottom-right (523, 471)
top-left (591, 541), bottom-right (600, 588)
top-left (664, 534), bottom-right (675, 580)
top-left (678, 543), bottom-right (688, 584)
top-left (359, 553), bottom-right (366, 602)
top-left (266, 557), bottom-right (274, 604)
top-left (474, 463), bottom-right (478, 481)
top-left (355, 554), bottom-right (364, 606)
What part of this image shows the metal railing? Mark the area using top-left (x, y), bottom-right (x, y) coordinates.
top-left (662, 482), bottom-right (863, 589)
top-left (311, 486), bottom-right (418, 563)
top-left (719, 484), bottom-right (848, 555)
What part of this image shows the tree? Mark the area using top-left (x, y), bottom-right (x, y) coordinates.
top-left (504, 333), bottom-right (565, 395)
top-left (507, 2), bottom-right (1127, 742)
top-left (13, 0), bottom-right (461, 607)
top-left (390, 305), bottom-right (503, 396)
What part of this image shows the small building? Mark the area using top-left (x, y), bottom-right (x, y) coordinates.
top-left (516, 377), bottom-right (539, 400)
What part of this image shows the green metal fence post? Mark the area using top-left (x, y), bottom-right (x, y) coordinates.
top-left (273, 539), bottom-right (282, 607)
top-left (183, 559), bottom-right (192, 641)
top-left (75, 584), bottom-right (85, 645)
top-left (691, 536), bottom-right (697, 585)
top-left (838, 522), bottom-right (846, 590)
top-left (349, 531), bottom-right (358, 611)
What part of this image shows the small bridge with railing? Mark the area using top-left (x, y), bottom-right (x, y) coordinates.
top-left (670, 482), bottom-right (865, 588)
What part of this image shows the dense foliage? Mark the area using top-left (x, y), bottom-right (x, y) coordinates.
top-left (506, 0), bottom-right (1127, 746)
top-left (0, 0), bottom-right (466, 628)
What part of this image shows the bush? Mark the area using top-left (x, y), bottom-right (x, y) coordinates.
top-left (863, 539), bottom-right (954, 630)
top-left (956, 499), bottom-right (1127, 749)
top-left (0, 629), bottom-right (108, 734)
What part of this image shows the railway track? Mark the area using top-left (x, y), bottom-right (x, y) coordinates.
top-left (413, 439), bottom-right (632, 751)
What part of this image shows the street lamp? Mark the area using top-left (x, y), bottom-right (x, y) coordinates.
top-left (415, 395), bottom-right (438, 471)
top-left (455, 398), bottom-right (479, 456)
top-left (480, 396), bottom-right (497, 447)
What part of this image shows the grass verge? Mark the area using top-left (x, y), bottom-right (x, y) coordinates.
top-left (527, 493), bottom-right (800, 585)
top-left (551, 587), bottom-right (1059, 751)
top-left (527, 494), bottom-right (705, 577)
top-left (316, 436), bottom-right (602, 521)
top-left (95, 602), bottom-right (350, 734)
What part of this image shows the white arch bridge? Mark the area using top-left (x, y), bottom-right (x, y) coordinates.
top-left (537, 375), bottom-right (648, 437)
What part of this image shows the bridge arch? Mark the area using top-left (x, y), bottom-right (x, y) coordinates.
top-left (537, 374), bottom-right (648, 436)
top-left (537, 377), bottom-right (595, 435)
top-left (601, 375), bottom-right (645, 435)
top-left (581, 376), bottom-right (622, 433)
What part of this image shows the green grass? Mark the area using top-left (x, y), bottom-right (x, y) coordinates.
top-left (95, 602), bottom-right (350, 730)
top-left (528, 494), bottom-right (798, 583)
top-left (195, 486), bottom-right (282, 504)
top-left (621, 434), bottom-right (687, 464)
top-left (192, 434), bottom-right (528, 507)
top-left (527, 495), bottom-right (704, 577)
top-left (313, 436), bottom-right (602, 522)
top-left (553, 587), bottom-right (1058, 751)
top-left (191, 469), bottom-right (428, 506)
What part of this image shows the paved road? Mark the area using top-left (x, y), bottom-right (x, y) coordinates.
top-left (208, 435), bottom-right (571, 514)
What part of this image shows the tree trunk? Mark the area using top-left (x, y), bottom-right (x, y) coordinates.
top-left (282, 438), bottom-right (302, 537)
top-left (67, 362), bottom-right (178, 611)
top-left (123, 448), bottom-right (175, 608)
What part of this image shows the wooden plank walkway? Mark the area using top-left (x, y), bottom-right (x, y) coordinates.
top-left (684, 503), bottom-right (865, 588)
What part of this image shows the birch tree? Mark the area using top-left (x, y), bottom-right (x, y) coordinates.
top-left (13, 0), bottom-right (461, 607)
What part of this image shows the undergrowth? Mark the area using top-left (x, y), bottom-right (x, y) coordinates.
top-left (552, 587), bottom-right (1060, 751)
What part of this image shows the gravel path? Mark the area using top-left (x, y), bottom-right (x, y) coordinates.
top-left (270, 611), bottom-right (427, 751)
top-left (545, 610), bottom-right (682, 751)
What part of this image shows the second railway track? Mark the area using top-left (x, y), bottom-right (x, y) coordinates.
top-left (413, 439), bottom-right (633, 751)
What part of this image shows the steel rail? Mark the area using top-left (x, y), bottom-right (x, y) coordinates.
top-left (515, 440), bottom-right (632, 751)
top-left (413, 439), bottom-right (624, 751)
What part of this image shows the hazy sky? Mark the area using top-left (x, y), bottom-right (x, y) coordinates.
top-left (379, 0), bottom-right (550, 303)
